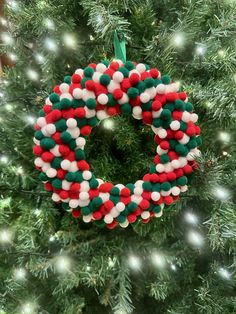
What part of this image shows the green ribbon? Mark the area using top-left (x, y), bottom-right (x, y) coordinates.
top-left (113, 30), bottom-right (126, 63)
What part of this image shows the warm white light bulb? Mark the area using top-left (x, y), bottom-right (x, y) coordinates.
top-left (127, 254), bottom-right (141, 271)
top-left (151, 252), bottom-right (166, 269)
top-left (0, 17), bottom-right (7, 26)
top-left (35, 53), bottom-right (45, 64)
top-left (26, 69), bottom-right (39, 81)
top-left (187, 230), bottom-right (204, 247)
top-left (6, 0), bottom-right (20, 11)
top-left (14, 267), bottom-right (27, 281)
top-left (218, 131), bottom-right (231, 143)
top-left (170, 264), bottom-right (177, 271)
top-left (96, 15), bottom-right (103, 26)
top-left (218, 49), bottom-right (226, 58)
top-left (1, 32), bottom-right (14, 45)
top-left (184, 212), bottom-right (198, 225)
top-left (173, 33), bottom-right (185, 47)
top-left (0, 155), bottom-right (9, 164)
top-left (213, 186), bottom-right (231, 201)
top-left (9, 53), bottom-right (17, 61)
top-left (0, 92), bottom-right (3, 97)
top-left (16, 166), bottom-right (24, 175)
top-left (49, 235), bottom-right (55, 242)
top-left (55, 256), bottom-right (71, 273)
top-left (63, 33), bottom-right (77, 49)
top-left (196, 45), bottom-right (206, 56)
top-left (43, 18), bottom-right (55, 30)
top-left (25, 115), bottom-right (36, 125)
top-left (0, 229), bottom-right (12, 244)
top-left (103, 119), bottom-right (115, 130)
top-left (44, 38), bottom-right (58, 52)
top-left (21, 302), bottom-right (37, 314)
top-left (218, 267), bottom-right (231, 280)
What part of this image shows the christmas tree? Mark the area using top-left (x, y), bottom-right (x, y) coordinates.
top-left (0, 0), bottom-right (235, 313)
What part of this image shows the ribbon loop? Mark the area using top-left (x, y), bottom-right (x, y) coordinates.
top-left (113, 30), bottom-right (126, 63)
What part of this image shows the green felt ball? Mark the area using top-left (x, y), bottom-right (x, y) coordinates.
top-left (149, 165), bottom-right (156, 174)
top-left (86, 98), bottom-right (96, 109)
top-left (52, 102), bottom-right (62, 110)
top-left (161, 182), bottom-right (171, 191)
top-left (126, 183), bottom-right (134, 193)
top-left (111, 187), bottom-right (120, 196)
top-left (136, 81), bottom-right (145, 92)
top-left (107, 94), bottom-right (117, 106)
top-left (100, 74), bottom-right (111, 86)
top-left (76, 118), bottom-right (87, 127)
top-left (87, 117), bottom-right (98, 127)
top-left (35, 131), bottom-right (44, 140)
top-left (153, 205), bottom-right (161, 213)
top-left (94, 220), bottom-right (106, 228)
top-left (75, 172), bottom-right (83, 183)
top-left (175, 99), bottom-right (185, 111)
top-left (89, 179), bottom-right (99, 189)
top-left (77, 99), bottom-right (86, 107)
top-left (164, 103), bottom-right (175, 112)
top-left (154, 78), bottom-right (162, 87)
top-left (127, 87), bottom-right (139, 99)
top-left (116, 214), bottom-right (126, 223)
top-left (143, 181), bottom-right (152, 191)
top-left (153, 183), bottom-right (161, 192)
top-left (185, 102), bottom-right (193, 112)
top-left (62, 202), bottom-right (70, 210)
top-left (64, 75), bottom-right (71, 84)
top-left (84, 66), bottom-right (94, 78)
top-left (71, 99), bottom-right (80, 108)
top-left (60, 131), bottom-right (72, 144)
top-left (153, 118), bottom-right (162, 128)
top-left (60, 98), bottom-right (71, 109)
top-left (121, 103), bottom-right (132, 114)
top-left (39, 172), bottom-right (48, 181)
top-left (123, 208), bottom-right (129, 215)
top-left (169, 139), bottom-right (177, 149)
top-left (160, 154), bottom-right (170, 164)
top-left (162, 120), bottom-right (171, 129)
top-left (128, 201), bottom-right (137, 212)
top-left (196, 136), bottom-right (202, 146)
top-left (91, 197), bottom-right (103, 209)
top-left (39, 110), bottom-right (45, 117)
top-left (65, 172), bottom-right (76, 182)
top-left (161, 109), bottom-right (171, 120)
top-left (69, 140), bottom-right (76, 150)
top-left (177, 176), bottom-right (188, 186)
top-left (102, 59), bottom-right (109, 66)
top-left (176, 144), bottom-right (189, 156)
top-left (52, 178), bottom-right (62, 189)
top-left (110, 195), bottom-right (120, 204)
top-left (162, 75), bottom-right (171, 85)
top-left (40, 138), bottom-right (55, 150)
top-left (142, 101), bottom-right (152, 111)
top-left (145, 78), bottom-right (155, 88)
top-left (118, 67), bottom-right (129, 77)
top-left (75, 149), bottom-right (85, 160)
top-left (81, 77), bottom-right (89, 88)
top-left (187, 138), bottom-right (197, 149)
top-left (49, 93), bottom-right (60, 103)
top-left (125, 61), bottom-right (135, 70)
top-left (81, 207), bottom-right (91, 215)
top-left (145, 64), bottom-right (150, 70)
top-left (51, 157), bottom-right (62, 169)
top-left (180, 121), bottom-right (187, 131)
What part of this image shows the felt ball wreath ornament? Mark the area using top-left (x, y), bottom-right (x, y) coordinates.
top-left (33, 59), bottom-right (201, 229)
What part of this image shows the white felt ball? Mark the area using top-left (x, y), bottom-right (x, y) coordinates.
top-left (171, 159), bottom-right (181, 169)
top-left (113, 71), bottom-right (124, 82)
top-left (170, 120), bottom-right (180, 131)
top-left (164, 162), bottom-right (173, 173)
top-left (179, 134), bottom-right (190, 145)
top-left (154, 210), bottom-right (163, 218)
top-left (61, 159), bottom-right (71, 170)
top-left (41, 126), bottom-right (49, 137)
top-left (45, 97), bottom-right (52, 105)
top-left (80, 181), bottom-right (90, 192)
top-left (134, 187), bottom-right (143, 195)
top-left (110, 207), bottom-right (119, 218)
top-left (141, 211), bottom-right (150, 219)
top-left (187, 151), bottom-right (195, 161)
top-left (52, 193), bottom-right (60, 202)
top-left (180, 185), bottom-right (188, 192)
top-left (42, 163), bottom-right (50, 172)
top-left (37, 117), bottom-right (46, 127)
top-left (78, 199), bottom-right (90, 207)
top-left (34, 157), bottom-right (43, 167)
top-left (120, 220), bottom-right (129, 228)
top-left (67, 127), bottom-right (80, 139)
top-left (97, 178), bottom-right (104, 186)
top-left (151, 192), bottom-right (161, 201)
top-left (190, 113), bottom-right (198, 123)
top-left (76, 137), bottom-right (86, 148)
top-left (115, 184), bottom-right (125, 190)
top-left (179, 157), bottom-right (187, 167)
top-left (97, 93), bottom-right (108, 105)
top-left (161, 190), bottom-right (171, 196)
top-left (96, 63), bottom-right (107, 73)
top-left (45, 124), bottom-right (56, 135)
top-left (140, 93), bottom-right (150, 103)
top-left (59, 83), bottom-right (69, 93)
top-left (104, 214), bottom-right (113, 224)
top-left (85, 108), bottom-right (96, 118)
top-left (82, 89), bottom-right (95, 101)
top-left (118, 93), bottom-right (128, 105)
top-left (97, 110), bottom-right (109, 120)
top-left (83, 214), bottom-right (92, 223)
top-left (129, 69), bottom-right (140, 77)
top-left (46, 168), bottom-right (57, 178)
top-left (107, 81), bottom-right (120, 93)
top-left (133, 106), bottom-right (142, 116)
top-left (72, 88), bottom-right (83, 99)
top-left (131, 195), bottom-right (142, 204)
top-left (79, 192), bottom-right (89, 201)
top-left (151, 125), bottom-right (159, 134)
top-left (136, 63), bottom-right (146, 73)
top-left (60, 93), bottom-right (72, 101)
top-left (156, 146), bottom-right (167, 155)
top-left (99, 192), bottom-right (109, 202)
top-left (169, 82), bottom-right (180, 93)
top-left (135, 180), bottom-right (144, 187)
top-left (146, 87), bottom-right (156, 99)
top-left (182, 111), bottom-right (191, 123)
top-left (33, 138), bottom-right (40, 145)
top-left (69, 199), bottom-right (79, 208)
top-left (171, 186), bottom-right (180, 196)
top-left (152, 109), bottom-right (162, 118)
top-left (50, 145), bottom-right (61, 157)
top-left (132, 113), bottom-right (142, 120)
top-left (92, 72), bottom-right (102, 83)
top-left (69, 161), bottom-right (78, 172)
top-left (83, 170), bottom-right (92, 180)
top-left (156, 84), bottom-right (166, 94)
top-left (66, 118), bottom-right (77, 128)
top-left (75, 69), bottom-right (84, 76)
top-left (115, 59), bottom-right (123, 65)
top-left (62, 180), bottom-right (71, 190)
top-left (156, 164), bottom-right (165, 173)
top-left (157, 129), bottom-right (167, 139)
top-left (116, 202), bottom-right (125, 212)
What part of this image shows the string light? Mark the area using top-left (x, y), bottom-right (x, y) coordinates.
top-left (21, 302), bottom-right (37, 314)
top-left (44, 38), bottom-right (58, 52)
top-left (196, 44), bottom-right (206, 56)
top-left (13, 267), bottom-right (27, 281)
top-left (16, 166), bottom-right (24, 175)
top-left (127, 254), bottom-right (142, 271)
top-left (33, 208), bottom-right (41, 217)
top-left (213, 186), bottom-right (231, 201)
top-left (172, 33), bottom-right (185, 47)
top-left (0, 92), bottom-right (3, 97)
top-left (9, 53), bottom-right (17, 61)
top-left (103, 119), bottom-right (115, 130)
top-left (0, 17), bottom-right (7, 26)
top-left (43, 18), bottom-right (55, 30)
top-left (63, 33), bottom-right (77, 49)
top-left (89, 35), bottom-right (94, 41)
top-left (1, 32), bottom-right (14, 45)
top-left (54, 255), bottom-right (72, 273)
top-left (218, 267), bottom-right (231, 280)
top-left (86, 265), bottom-right (91, 271)
top-left (26, 69), bottom-right (39, 81)
top-left (222, 151), bottom-right (228, 156)
top-left (0, 229), bottom-right (13, 244)
top-left (218, 49), bottom-right (226, 58)
top-left (151, 252), bottom-right (166, 270)
top-left (49, 235), bottom-right (55, 242)
top-left (96, 15), bottom-right (103, 26)
top-left (205, 101), bottom-right (213, 108)
top-left (0, 155), bottom-right (9, 164)
top-left (34, 53), bottom-right (45, 64)
top-left (25, 115), bottom-right (36, 125)
top-left (170, 264), bottom-right (177, 271)
top-left (5, 104), bottom-right (13, 111)
top-left (6, 0), bottom-right (20, 11)
top-left (218, 131), bottom-right (231, 143)
top-left (108, 257), bottom-right (115, 268)
top-left (187, 230), bottom-right (204, 247)
top-left (184, 212), bottom-right (199, 225)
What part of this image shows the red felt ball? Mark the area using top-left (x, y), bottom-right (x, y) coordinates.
top-left (140, 199), bottom-right (150, 210)
top-left (92, 211), bottom-right (102, 220)
top-left (150, 173), bottom-right (159, 183)
top-left (175, 168), bottom-right (184, 178)
top-left (130, 96), bottom-right (141, 106)
top-left (142, 217), bottom-right (150, 224)
top-left (57, 169), bottom-right (67, 180)
top-left (167, 172), bottom-right (176, 181)
top-left (80, 125), bottom-right (92, 136)
top-left (127, 214), bottom-right (137, 223)
top-left (43, 105), bottom-right (52, 114)
top-left (74, 107), bottom-right (86, 118)
top-left (142, 111), bottom-right (153, 124)
top-left (154, 155), bottom-right (160, 164)
top-left (113, 89), bottom-right (123, 100)
top-left (175, 131), bottom-right (184, 140)
top-left (186, 127), bottom-right (196, 137)
top-left (62, 108), bottom-right (74, 120)
top-left (70, 183), bottom-right (80, 193)
top-left (77, 160), bottom-right (90, 170)
top-left (152, 100), bottom-right (162, 111)
top-left (172, 111), bottom-right (183, 120)
top-left (88, 189), bottom-right (99, 198)
top-left (88, 63), bottom-right (96, 69)
top-left (104, 69), bottom-right (114, 77)
top-left (166, 92), bottom-right (177, 102)
top-left (183, 164), bottom-right (193, 174)
top-left (160, 141), bottom-right (170, 150)
top-left (155, 94), bottom-right (166, 104)
top-left (72, 210), bottom-right (80, 218)
top-left (154, 135), bottom-right (162, 144)
top-left (143, 174), bottom-right (151, 181)
top-left (60, 190), bottom-right (69, 199)
top-left (120, 196), bottom-right (131, 205)
top-left (120, 187), bottom-right (130, 197)
top-left (33, 145), bottom-right (43, 156)
top-left (140, 72), bottom-right (150, 80)
top-left (163, 196), bottom-right (173, 205)
top-left (149, 68), bottom-right (159, 78)
top-left (85, 80), bottom-right (96, 91)
top-left (129, 73), bottom-right (140, 86)
top-left (41, 152), bottom-right (54, 162)
top-left (71, 74), bottom-right (81, 83)
top-left (178, 92), bottom-right (187, 100)
top-left (99, 182), bottom-right (113, 193)
top-left (166, 129), bottom-right (174, 139)
top-left (52, 132), bottom-right (62, 144)
top-left (110, 61), bottom-right (120, 71)
top-left (53, 86), bottom-right (60, 94)
top-left (51, 109), bottom-right (62, 122)
top-left (104, 200), bottom-right (114, 211)
top-left (107, 221), bottom-right (117, 229)
top-left (59, 145), bottom-right (70, 156)
top-left (168, 151), bottom-right (178, 160)
top-left (159, 173), bottom-right (167, 183)
top-left (34, 123), bottom-right (40, 131)
top-left (120, 78), bottom-right (131, 92)
top-left (44, 182), bottom-right (53, 191)
top-left (195, 126), bottom-right (201, 135)
top-left (107, 107), bottom-right (118, 116)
